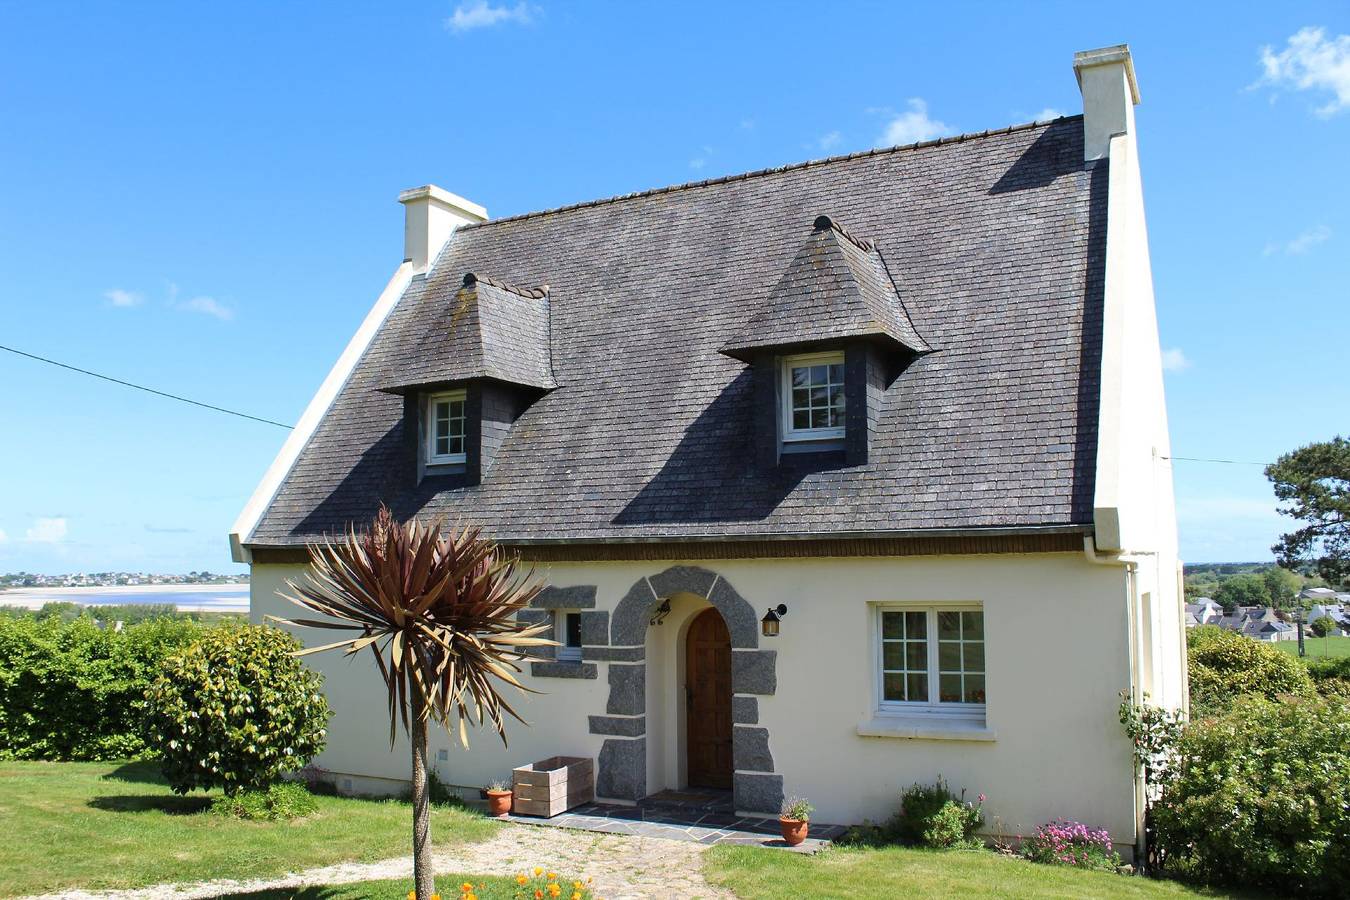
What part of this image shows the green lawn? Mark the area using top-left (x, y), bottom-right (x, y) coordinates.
top-left (704, 845), bottom-right (1244, 900)
top-left (0, 760), bottom-right (499, 898)
top-left (1273, 635), bottom-right (1350, 658)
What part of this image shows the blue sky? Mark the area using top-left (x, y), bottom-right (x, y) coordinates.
top-left (1, 2), bottom-right (1347, 573)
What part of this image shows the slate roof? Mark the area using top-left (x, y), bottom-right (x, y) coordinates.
top-left (720, 215), bottom-right (930, 361)
top-left (379, 273), bottom-right (555, 393)
top-left (249, 117), bottom-right (1105, 547)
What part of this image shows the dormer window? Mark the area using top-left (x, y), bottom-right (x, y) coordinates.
top-left (782, 351), bottom-right (846, 442)
top-left (426, 389), bottom-right (467, 465)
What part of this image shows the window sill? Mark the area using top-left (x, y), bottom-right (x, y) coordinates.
top-left (856, 715), bottom-right (995, 742)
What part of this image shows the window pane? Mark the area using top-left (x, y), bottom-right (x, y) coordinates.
top-left (882, 611), bottom-right (904, 639)
top-left (810, 365), bottom-right (827, 386)
top-left (565, 612), bottom-right (582, 648)
top-left (905, 641), bottom-right (926, 669)
top-left (883, 673), bottom-right (905, 702)
top-left (938, 611), bottom-right (961, 640)
top-left (449, 435), bottom-right (464, 454)
top-left (828, 363), bottom-right (844, 383)
top-left (962, 611), bottom-right (984, 639)
top-left (905, 611), bottom-right (926, 638)
top-left (963, 642), bottom-right (985, 673)
top-left (964, 675), bottom-right (986, 704)
top-left (810, 386), bottom-right (828, 406)
top-left (939, 674), bottom-right (963, 703)
top-left (435, 436), bottom-right (449, 455)
top-left (792, 367), bottom-right (809, 388)
top-left (793, 410), bottom-right (810, 430)
top-left (829, 386), bottom-right (845, 408)
top-left (907, 673), bottom-right (928, 702)
top-left (828, 407), bottom-right (844, 428)
top-left (882, 642), bottom-right (905, 670)
top-left (792, 388), bottom-right (810, 409)
top-left (810, 408), bottom-right (830, 429)
top-left (938, 641), bottom-right (961, 671)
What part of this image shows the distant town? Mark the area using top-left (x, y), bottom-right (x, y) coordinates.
top-left (0, 571), bottom-right (249, 588)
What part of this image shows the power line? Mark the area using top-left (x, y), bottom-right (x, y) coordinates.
top-left (1162, 455), bottom-right (1270, 467)
top-left (0, 343), bottom-right (293, 430)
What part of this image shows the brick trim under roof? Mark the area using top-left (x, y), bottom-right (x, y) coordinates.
top-left (248, 116), bottom-right (1104, 548)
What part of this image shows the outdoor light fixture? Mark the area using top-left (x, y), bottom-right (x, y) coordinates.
top-left (761, 604), bottom-right (788, 637)
top-left (650, 599), bottom-right (672, 626)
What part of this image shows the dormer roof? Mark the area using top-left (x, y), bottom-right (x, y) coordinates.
top-left (380, 273), bottom-right (555, 394)
top-left (720, 215), bottom-right (930, 362)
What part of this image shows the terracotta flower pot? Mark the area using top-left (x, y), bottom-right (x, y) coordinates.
top-left (486, 788), bottom-right (513, 816)
top-left (779, 816), bottom-right (809, 846)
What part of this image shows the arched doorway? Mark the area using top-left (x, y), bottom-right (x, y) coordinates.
top-left (685, 607), bottom-right (733, 789)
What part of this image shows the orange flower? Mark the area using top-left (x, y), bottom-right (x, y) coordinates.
top-left (534, 891), bottom-right (543, 900)
top-left (547, 885), bottom-right (561, 898)
top-left (431, 894), bottom-right (441, 900)
top-left (461, 884), bottom-right (474, 893)
top-left (517, 875), bottom-right (529, 885)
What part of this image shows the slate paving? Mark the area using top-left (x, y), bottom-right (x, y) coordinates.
top-left (501, 788), bottom-right (846, 853)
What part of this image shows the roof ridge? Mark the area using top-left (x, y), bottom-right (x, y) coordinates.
top-left (464, 116), bottom-right (1078, 229)
top-left (813, 214), bottom-right (874, 252)
top-left (464, 272), bottom-right (550, 299)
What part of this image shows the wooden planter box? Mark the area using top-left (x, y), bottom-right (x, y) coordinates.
top-left (511, 756), bottom-right (594, 817)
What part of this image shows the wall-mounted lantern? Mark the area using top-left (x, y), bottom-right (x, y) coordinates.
top-left (761, 603), bottom-right (788, 637)
top-left (650, 599), bottom-right (672, 627)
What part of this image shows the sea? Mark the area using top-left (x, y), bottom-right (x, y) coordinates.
top-left (0, 585), bottom-right (250, 613)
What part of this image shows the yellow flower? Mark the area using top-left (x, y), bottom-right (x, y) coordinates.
top-left (547, 872), bottom-right (558, 880)
top-left (534, 867), bottom-right (543, 876)
top-left (517, 875), bottom-right (529, 885)
top-left (466, 895), bottom-right (477, 900)
top-left (572, 894), bottom-right (582, 900)
top-left (431, 894), bottom-right (441, 900)
top-left (573, 882), bottom-right (583, 890)
top-left (548, 885), bottom-right (561, 898)
top-left (407, 892), bottom-right (416, 900)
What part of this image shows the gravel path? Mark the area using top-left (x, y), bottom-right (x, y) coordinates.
top-left (21, 823), bottom-right (736, 900)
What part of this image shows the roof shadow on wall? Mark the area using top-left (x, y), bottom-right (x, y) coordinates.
top-left (1068, 161), bottom-right (1108, 523)
top-left (613, 370), bottom-right (816, 526)
top-left (988, 119), bottom-right (1082, 194)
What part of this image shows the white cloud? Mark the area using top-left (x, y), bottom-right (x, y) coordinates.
top-left (176, 295), bottom-right (234, 321)
top-left (0, 529), bottom-right (7, 544)
top-left (1161, 348), bottom-right (1191, 372)
top-left (688, 157), bottom-right (706, 170)
top-left (1258, 26), bottom-right (1350, 116)
top-left (445, 1), bottom-right (537, 33)
top-left (875, 99), bottom-right (955, 148)
top-left (1263, 225), bottom-right (1332, 256)
top-left (1031, 107), bottom-right (1066, 123)
top-left (25, 517), bottom-right (67, 543)
top-left (103, 288), bottom-right (143, 308)
top-left (817, 131), bottom-right (843, 152)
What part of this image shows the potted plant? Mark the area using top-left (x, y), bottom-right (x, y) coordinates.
top-left (485, 779), bottom-right (513, 816)
top-left (779, 796), bottom-right (813, 846)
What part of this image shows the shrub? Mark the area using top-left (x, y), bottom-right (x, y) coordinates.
top-left (144, 624), bottom-right (331, 795)
top-left (1021, 820), bottom-right (1121, 871)
top-left (892, 778), bottom-right (984, 849)
top-left (210, 781), bottom-right (318, 820)
top-left (0, 614), bottom-right (203, 759)
top-left (1152, 694), bottom-right (1350, 896)
top-left (1186, 626), bottom-right (1313, 714)
top-left (780, 796), bottom-right (813, 821)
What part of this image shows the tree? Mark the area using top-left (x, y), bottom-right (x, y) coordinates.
top-left (1268, 437), bottom-right (1350, 587)
top-left (1311, 616), bottom-right (1336, 638)
top-left (1186, 626), bottom-right (1313, 715)
top-left (1212, 573), bottom-right (1270, 612)
top-left (1262, 566), bottom-right (1302, 608)
top-left (274, 507), bottom-right (550, 900)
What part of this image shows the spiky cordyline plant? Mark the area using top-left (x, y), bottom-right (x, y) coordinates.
top-left (270, 506), bottom-right (552, 900)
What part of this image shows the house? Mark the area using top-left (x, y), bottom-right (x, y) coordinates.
top-left (230, 46), bottom-right (1181, 857)
top-left (1184, 597), bottom-right (1222, 627)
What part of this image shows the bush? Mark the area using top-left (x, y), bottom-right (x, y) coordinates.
top-left (0, 614), bottom-right (204, 759)
top-left (144, 624), bottom-right (331, 795)
top-left (1152, 694), bottom-right (1350, 896)
top-left (1021, 820), bottom-right (1121, 871)
top-left (210, 781), bottom-right (318, 820)
top-left (1187, 626), bottom-right (1313, 714)
top-left (892, 778), bottom-right (984, 849)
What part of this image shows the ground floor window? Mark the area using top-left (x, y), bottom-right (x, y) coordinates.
top-left (878, 606), bottom-right (985, 711)
top-left (556, 610), bottom-right (583, 661)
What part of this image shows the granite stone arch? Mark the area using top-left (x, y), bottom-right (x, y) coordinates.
top-left (589, 565), bottom-right (783, 814)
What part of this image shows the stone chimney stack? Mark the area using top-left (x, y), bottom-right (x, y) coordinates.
top-left (398, 185), bottom-right (488, 274)
top-left (1074, 45), bottom-right (1140, 163)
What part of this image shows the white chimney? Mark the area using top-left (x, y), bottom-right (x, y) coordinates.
top-left (398, 185), bottom-right (488, 274)
top-left (1074, 45), bottom-right (1140, 163)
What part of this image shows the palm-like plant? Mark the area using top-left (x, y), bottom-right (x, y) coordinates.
top-left (270, 506), bottom-right (551, 900)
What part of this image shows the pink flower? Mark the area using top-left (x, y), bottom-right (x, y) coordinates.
top-left (977, 793), bottom-right (986, 803)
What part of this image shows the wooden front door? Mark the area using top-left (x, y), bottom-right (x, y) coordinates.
top-left (685, 608), bottom-right (733, 789)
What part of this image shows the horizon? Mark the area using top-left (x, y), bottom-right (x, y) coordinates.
top-left (2, 3), bottom-right (1347, 572)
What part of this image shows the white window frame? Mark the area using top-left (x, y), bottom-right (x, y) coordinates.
top-left (556, 610), bottom-right (583, 662)
top-left (780, 351), bottom-right (846, 442)
top-left (875, 603), bottom-right (986, 718)
top-left (425, 389), bottom-right (467, 465)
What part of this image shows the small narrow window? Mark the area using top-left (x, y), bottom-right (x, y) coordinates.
top-left (878, 606), bottom-right (985, 711)
top-left (556, 610), bottom-right (583, 662)
top-left (781, 351), bottom-right (845, 442)
top-left (426, 390), bottom-right (467, 465)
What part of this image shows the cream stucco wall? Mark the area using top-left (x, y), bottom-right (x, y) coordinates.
top-left (252, 550), bottom-right (1140, 847)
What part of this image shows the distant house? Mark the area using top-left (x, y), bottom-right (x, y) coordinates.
top-left (1184, 598), bottom-right (1222, 627)
top-left (231, 46), bottom-right (1179, 858)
